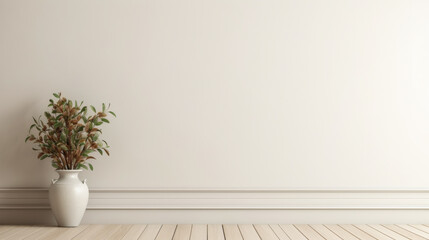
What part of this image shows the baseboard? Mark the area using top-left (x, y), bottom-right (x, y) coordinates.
top-left (1, 188), bottom-right (429, 224)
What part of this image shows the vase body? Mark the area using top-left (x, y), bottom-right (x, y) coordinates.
top-left (49, 170), bottom-right (88, 227)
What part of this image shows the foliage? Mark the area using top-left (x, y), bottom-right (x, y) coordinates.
top-left (25, 93), bottom-right (116, 170)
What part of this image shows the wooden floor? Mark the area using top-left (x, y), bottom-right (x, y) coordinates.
top-left (1, 224), bottom-right (429, 240)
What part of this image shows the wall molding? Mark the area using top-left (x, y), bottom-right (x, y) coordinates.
top-left (2, 188), bottom-right (429, 210)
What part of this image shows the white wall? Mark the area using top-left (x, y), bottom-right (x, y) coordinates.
top-left (1, 0), bottom-right (429, 191)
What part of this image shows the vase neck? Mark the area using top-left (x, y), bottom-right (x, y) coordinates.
top-left (56, 170), bottom-right (82, 180)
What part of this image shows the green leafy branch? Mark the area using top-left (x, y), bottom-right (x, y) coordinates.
top-left (25, 93), bottom-right (116, 171)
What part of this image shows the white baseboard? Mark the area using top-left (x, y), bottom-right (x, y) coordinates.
top-left (1, 188), bottom-right (429, 224)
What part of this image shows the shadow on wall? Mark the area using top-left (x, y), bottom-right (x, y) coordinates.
top-left (0, 98), bottom-right (54, 188)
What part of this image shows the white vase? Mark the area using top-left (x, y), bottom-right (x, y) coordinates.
top-left (49, 170), bottom-right (89, 227)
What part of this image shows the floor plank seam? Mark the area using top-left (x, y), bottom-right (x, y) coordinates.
top-left (323, 225), bottom-right (344, 240)
top-left (137, 225), bottom-right (148, 240)
top-left (367, 225), bottom-right (395, 240)
top-left (252, 224), bottom-right (263, 240)
top-left (188, 224), bottom-right (193, 240)
top-left (292, 225), bottom-right (309, 240)
top-left (413, 225), bottom-right (429, 234)
top-left (391, 224), bottom-right (424, 240)
top-left (236, 225), bottom-right (245, 240)
top-left (279, 225), bottom-right (293, 240)
top-left (153, 225), bottom-right (162, 240)
top-left (337, 224), bottom-right (359, 240)
top-left (308, 225), bottom-right (327, 240)
top-left (268, 224), bottom-right (282, 240)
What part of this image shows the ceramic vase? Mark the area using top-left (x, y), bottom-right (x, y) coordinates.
top-left (49, 170), bottom-right (88, 227)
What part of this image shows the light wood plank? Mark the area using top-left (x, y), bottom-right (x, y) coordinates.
top-left (238, 225), bottom-right (261, 240)
top-left (0, 226), bottom-right (13, 235)
top-left (254, 225), bottom-right (279, 240)
top-left (279, 225), bottom-right (306, 240)
top-left (107, 224), bottom-right (133, 239)
top-left (398, 225), bottom-right (429, 239)
top-left (0, 226), bottom-right (24, 239)
top-left (139, 224), bottom-right (162, 240)
top-left (156, 224), bottom-right (177, 240)
top-left (73, 225), bottom-right (104, 240)
top-left (269, 225), bottom-right (291, 240)
top-left (4, 224), bottom-right (429, 240)
top-left (11, 226), bottom-right (43, 240)
top-left (368, 224), bottom-right (409, 240)
top-left (23, 226), bottom-right (58, 240)
top-left (191, 224), bottom-right (207, 240)
top-left (354, 225), bottom-right (393, 240)
top-left (224, 224), bottom-right (243, 240)
top-left (0, 226), bottom-right (41, 240)
top-left (173, 224), bottom-right (192, 240)
top-left (208, 224), bottom-right (224, 240)
top-left (383, 224), bottom-right (427, 240)
top-left (122, 225), bottom-right (147, 240)
top-left (340, 224), bottom-right (377, 240)
top-left (294, 225), bottom-right (324, 240)
top-left (32, 225), bottom-right (89, 240)
top-left (325, 224), bottom-right (359, 240)
top-left (73, 225), bottom-right (123, 240)
top-left (310, 225), bottom-right (342, 240)
top-left (15, 227), bottom-right (44, 240)
top-left (409, 225), bottom-right (429, 234)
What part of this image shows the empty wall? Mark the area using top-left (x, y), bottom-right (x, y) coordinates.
top-left (1, 0), bottom-right (429, 223)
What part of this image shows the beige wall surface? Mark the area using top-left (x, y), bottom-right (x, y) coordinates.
top-left (1, 0), bottom-right (429, 189)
